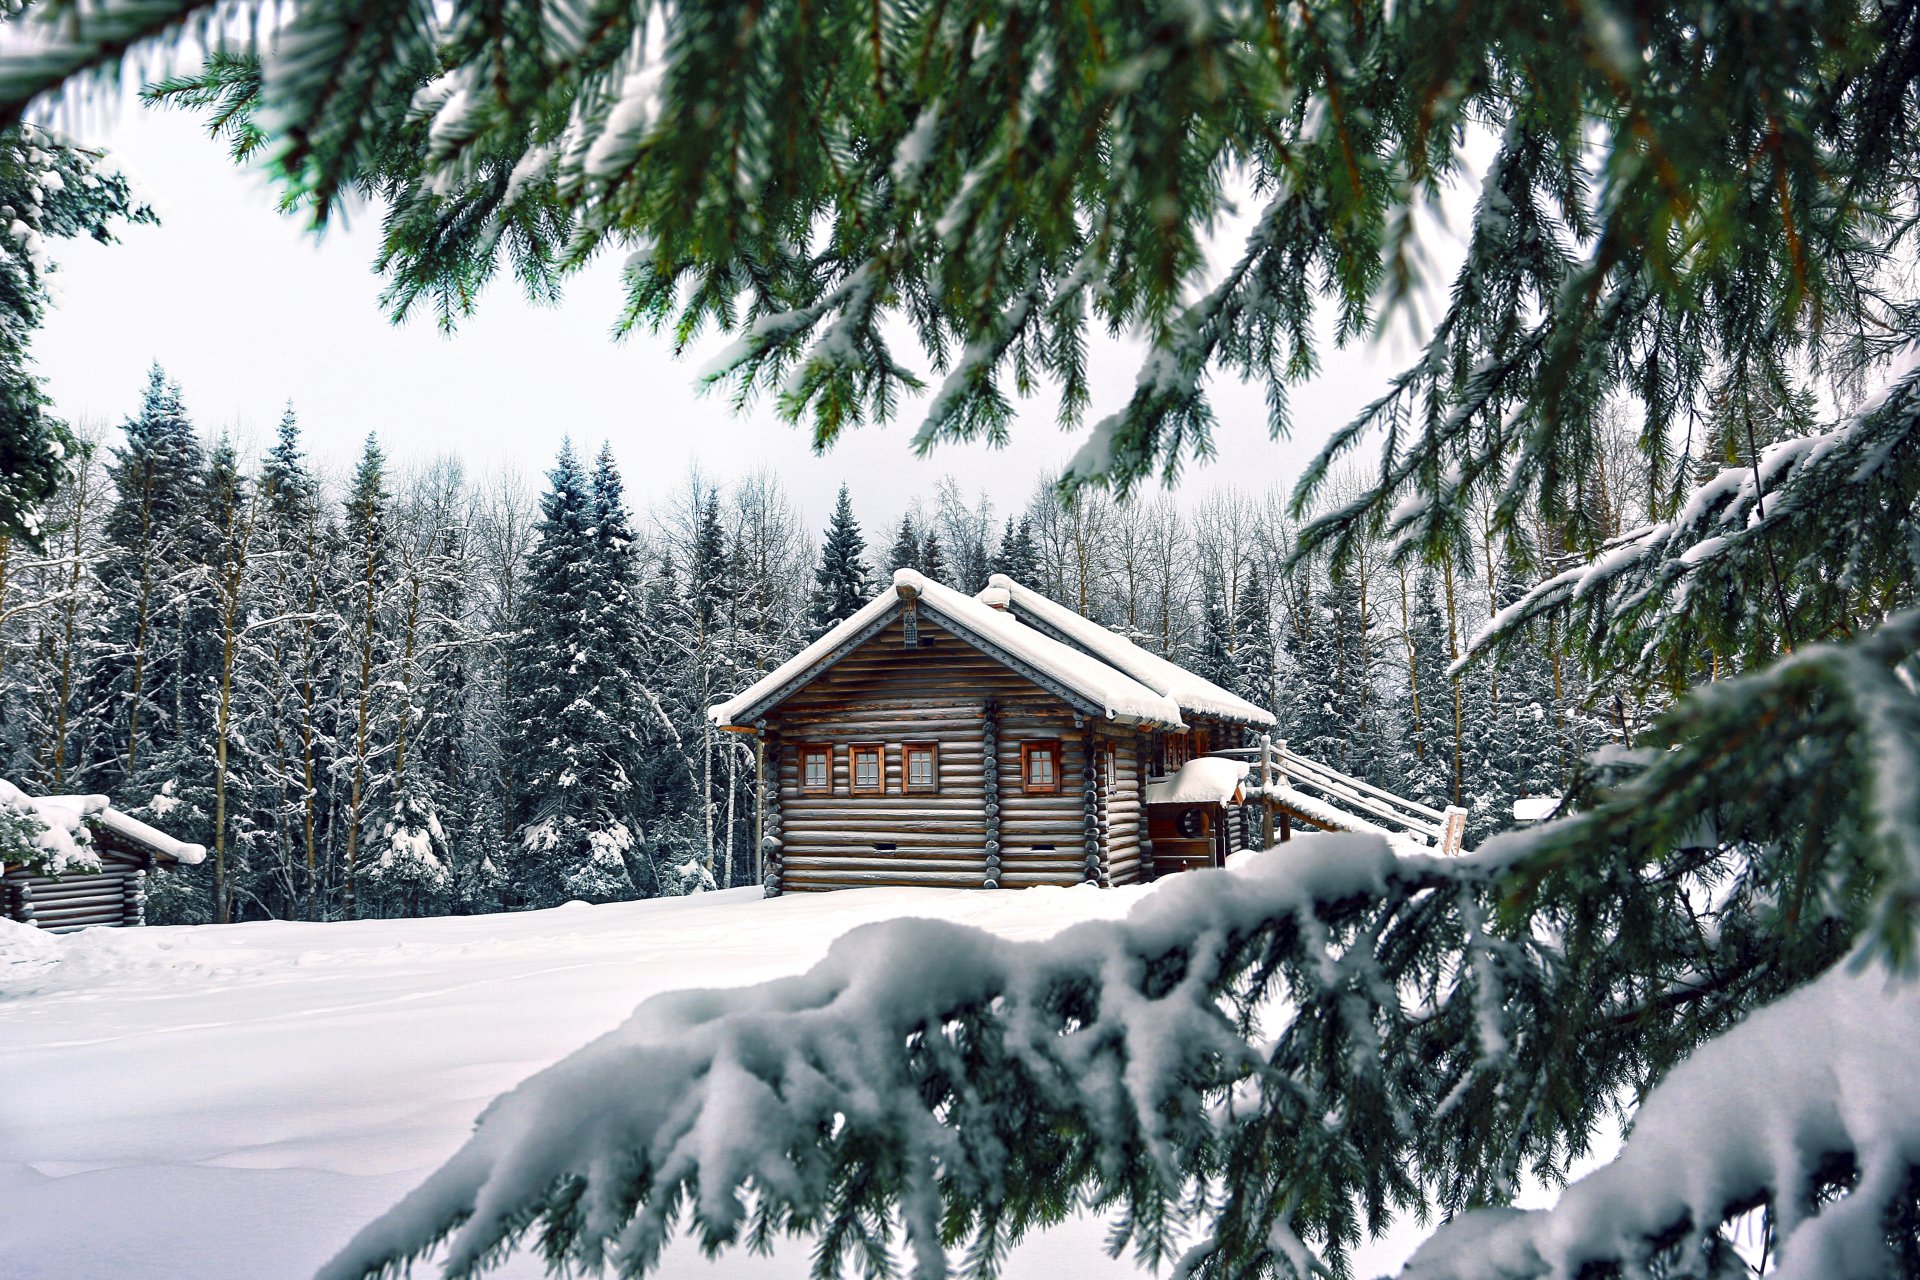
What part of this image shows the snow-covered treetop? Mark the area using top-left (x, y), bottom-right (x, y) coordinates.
top-left (709, 568), bottom-right (1184, 729)
top-left (987, 574), bottom-right (1276, 726)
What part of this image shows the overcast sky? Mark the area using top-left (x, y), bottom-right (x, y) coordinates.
top-left (32, 103), bottom-right (1437, 534)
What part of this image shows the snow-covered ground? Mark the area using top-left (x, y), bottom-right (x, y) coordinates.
top-left (0, 877), bottom-right (1428, 1280)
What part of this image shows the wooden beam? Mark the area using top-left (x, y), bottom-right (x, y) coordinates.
top-left (717, 604), bottom-right (904, 727)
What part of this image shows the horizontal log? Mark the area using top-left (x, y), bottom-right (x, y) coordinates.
top-left (30, 893), bottom-right (129, 911)
top-left (783, 870), bottom-right (990, 889)
top-left (783, 857), bottom-right (988, 875)
top-left (27, 876), bottom-right (131, 890)
top-left (994, 870), bottom-right (1086, 887)
top-left (992, 857), bottom-right (1093, 873)
top-left (29, 908), bottom-right (125, 926)
top-left (780, 803), bottom-right (987, 817)
top-left (25, 877), bottom-right (130, 896)
top-left (785, 837), bottom-right (987, 852)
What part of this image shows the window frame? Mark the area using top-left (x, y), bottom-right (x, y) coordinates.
top-left (1165, 732), bottom-right (1191, 772)
top-left (903, 742), bottom-right (940, 795)
top-left (849, 742), bottom-right (886, 796)
top-left (1020, 740), bottom-right (1063, 795)
top-left (798, 744), bottom-right (834, 796)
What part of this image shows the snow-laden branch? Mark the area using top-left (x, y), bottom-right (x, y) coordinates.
top-left (1403, 957), bottom-right (1920, 1280)
top-left (1459, 364), bottom-right (1920, 677)
top-left (319, 836), bottom-right (1477, 1280)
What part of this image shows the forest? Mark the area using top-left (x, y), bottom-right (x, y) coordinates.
top-left (0, 363), bottom-right (1670, 925)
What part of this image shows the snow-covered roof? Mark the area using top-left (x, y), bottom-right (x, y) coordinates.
top-left (89, 806), bottom-right (207, 866)
top-left (984, 574), bottom-right (1277, 726)
top-left (1511, 796), bottom-right (1560, 824)
top-left (0, 780), bottom-right (107, 875)
top-left (1, 779), bottom-right (207, 868)
top-left (1144, 757), bottom-right (1249, 806)
top-left (710, 570), bottom-right (1184, 729)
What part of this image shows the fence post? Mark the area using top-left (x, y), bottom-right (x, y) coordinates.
top-left (1440, 806), bottom-right (1469, 856)
top-left (1258, 734), bottom-right (1274, 849)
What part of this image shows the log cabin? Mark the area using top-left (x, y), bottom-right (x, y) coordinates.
top-left (709, 570), bottom-right (1277, 893)
top-left (2, 783), bottom-right (207, 931)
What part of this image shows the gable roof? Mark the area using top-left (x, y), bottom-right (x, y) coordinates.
top-left (709, 569), bottom-right (1184, 730)
top-left (983, 574), bottom-right (1277, 726)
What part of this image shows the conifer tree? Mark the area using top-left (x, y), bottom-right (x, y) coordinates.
top-left (507, 441), bottom-right (639, 905)
top-left (254, 405), bottom-right (330, 916)
top-left (992, 516), bottom-right (1041, 585)
top-left (339, 434), bottom-right (392, 919)
top-left (885, 515), bottom-right (919, 576)
top-left (89, 365), bottom-right (205, 786)
top-left (1231, 564), bottom-right (1276, 717)
top-left (918, 529), bottom-right (946, 584)
top-left (1184, 572), bottom-right (1236, 698)
top-left (1391, 572), bottom-right (1457, 812)
top-left (200, 434), bottom-right (264, 923)
top-left (807, 484), bottom-right (870, 635)
top-left (0, 126), bottom-right (154, 544)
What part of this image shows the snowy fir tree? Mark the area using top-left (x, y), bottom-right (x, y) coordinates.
top-left (87, 364), bottom-right (206, 790)
top-left (991, 516), bottom-right (1042, 585)
top-left (0, 125), bottom-right (154, 544)
top-left (506, 442), bottom-right (640, 905)
top-left (1183, 572), bottom-right (1237, 703)
top-left (1390, 571), bottom-right (1461, 813)
top-left (885, 514), bottom-right (921, 576)
top-left (918, 529), bottom-right (947, 583)
top-left (1231, 564), bottom-right (1277, 717)
top-left (807, 484), bottom-right (871, 635)
top-left (336, 434), bottom-right (394, 919)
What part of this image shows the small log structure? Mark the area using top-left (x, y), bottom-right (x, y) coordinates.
top-left (2, 791), bottom-right (207, 931)
top-left (711, 571), bottom-right (1276, 893)
top-left (711, 571), bottom-right (1468, 896)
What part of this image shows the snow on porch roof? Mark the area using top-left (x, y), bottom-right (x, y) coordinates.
top-left (1143, 756), bottom-right (1250, 806)
top-left (984, 574), bottom-right (1277, 727)
top-left (709, 569), bottom-right (1184, 729)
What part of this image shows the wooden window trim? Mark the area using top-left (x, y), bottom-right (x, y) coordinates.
top-left (799, 744), bottom-right (833, 796)
top-left (1021, 740), bottom-right (1062, 795)
top-left (903, 742), bottom-right (940, 794)
top-left (850, 742), bottom-right (885, 796)
top-left (1166, 731), bottom-right (1191, 772)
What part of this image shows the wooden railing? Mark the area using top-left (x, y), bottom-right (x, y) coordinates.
top-left (1214, 737), bottom-right (1470, 856)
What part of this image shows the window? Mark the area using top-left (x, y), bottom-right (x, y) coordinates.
top-left (850, 743), bottom-right (884, 795)
top-left (1165, 732), bottom-right (1191, 771)
top-left (904, 743), bottom-right (939, 793)
top-left (800, 745), bottom-right (832, 795)
top-left (1021, 740), bottom-right (1062, 794)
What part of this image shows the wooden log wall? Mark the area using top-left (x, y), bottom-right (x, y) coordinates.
top-left (773, 613), bottom-right (1009, 891)
top-left (3, 866), bottom-right (34, 926)
top-left (991, 706), bottom-right (1094, 888)
top-left (1081, 724), bottom-right (1102, 885)
top-left (762, 733), bottom-right (784, 896)
top-left (1105, 732), bottom-right (1145, 886)
top-left (766, 611), bottom-right (1167, 892)
top-left (982, 699), bottom-right (1002, 888)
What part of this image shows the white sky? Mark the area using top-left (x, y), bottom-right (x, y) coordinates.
top-left (32, 105), bottom-right (1436, 533)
